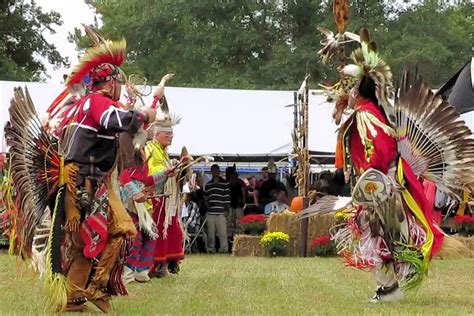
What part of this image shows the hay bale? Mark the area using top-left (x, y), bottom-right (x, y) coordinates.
top-left (267, 211), bottom-right (300, 237)
top-left (232, 235), bottom-right (265, 257)
top-left (452, 235), bottom-right (474, 250)
top-left (307, 212), bottom-right (337, 240)
top-left (267, 211), bottom-right (336, 256)
top-left (436, 236), bottom-right (473, 259)
top-left (286, 238), bottom-right (299, 256)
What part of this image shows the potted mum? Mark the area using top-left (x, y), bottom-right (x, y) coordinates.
top-left (239, 214), bottom-right (266, 235)
top-left (310, 235), bottom-right (336, 256)
top-left (260, 232), bottom-right (290, 257)
top-left (454, 215), bottom-right (474, 236)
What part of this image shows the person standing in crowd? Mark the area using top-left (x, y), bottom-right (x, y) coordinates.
top-left (204, 164), bottom-right (230, 253)
top-left (226, 165), bottom-right (246, 229)
top-left (253, 167), bottom-right (269, 206)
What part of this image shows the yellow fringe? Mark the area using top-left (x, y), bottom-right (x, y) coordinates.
top-left (44, 271), bottom-right (69, 312)
top-left (59, 156), bottom-right (65, 186)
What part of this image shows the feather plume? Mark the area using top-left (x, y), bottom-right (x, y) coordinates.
top-left (66, 39), bottom-right (126, 88)
top-left (154, 73), bottom-right (175, 101)
top-left (293, 195), bottom-right (352, 221)
top-left (317, 27), bottom-right (360, 64)
top-left (82, 24), bottom-right (106, 46)
top-left (345, 32), bottom-right (393, 115)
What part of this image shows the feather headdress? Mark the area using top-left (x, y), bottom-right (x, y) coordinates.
top-left (341, 29), bottom-right (393, 118)
top-left (150, 113), bottom-right (182, 133)
top-left (66, 37), bottom-right (127, 89)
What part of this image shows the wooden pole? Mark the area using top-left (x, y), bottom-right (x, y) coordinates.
top-left (293, 92), bottom-right (298, 132)
top-left (299, 75), bottom-right (310, 257)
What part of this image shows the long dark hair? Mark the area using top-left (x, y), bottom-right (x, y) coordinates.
top-left (358, 75), bottom-right (378, 105)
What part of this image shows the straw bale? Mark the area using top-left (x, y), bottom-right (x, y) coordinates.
top-left (232, 235), bottom-right (265, 257)
top-left (436, 235), bottom-right (473, 259)
top-left (452, 235), bottom-right (474, 251)
top-left (267, 211), bottom-right (300, 237)
top-left (267, 211), bottom-right (336, 256)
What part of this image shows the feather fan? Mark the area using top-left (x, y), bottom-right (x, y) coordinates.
top-left (6, 87), bottom-right (60, 255)
top-left (394, 66), bottom-right (474, 194)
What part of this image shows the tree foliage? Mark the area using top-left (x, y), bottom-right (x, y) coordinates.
top-left (74, 0), bottom-right (471, 89)
top-left (0, 0), bottom-right (68, 81)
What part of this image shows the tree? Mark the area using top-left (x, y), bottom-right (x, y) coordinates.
top-left (73, 0), bottom-right (331, 89)
top-left (0, 0), bottom-right (68, 81)
top-left (75, 0), bottom-right (470, 89)
top-left (383, 0), bottom-right (472, 85)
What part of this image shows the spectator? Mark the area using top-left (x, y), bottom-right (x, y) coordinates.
top-left (226, 165), bottom-right (246, 221)
top-left (204, 164), bottom-right (230, 253)
top-left (243, 177), bottom-right (260, 215)
top-left (264, 188), bottom-right (289, 215)
top-left (333, 168), bottom-right (351, 196)
top-left (181, 191), bottom-right (200, 234)
top-left (253, 167), bottom-right (268, 206)
top-left (283, 171), bottom-right (297, 201)
top-left (256, 166), bottom-right (269, 186)
top-left (256, 163), bottom-right (286, 210)
top-left (192, 187), bottom-right (208, 217)
top-left (313, 178), bottom-right (331, 195)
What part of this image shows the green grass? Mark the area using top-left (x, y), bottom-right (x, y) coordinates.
top-left (0, 252), bottom-right (473, 315)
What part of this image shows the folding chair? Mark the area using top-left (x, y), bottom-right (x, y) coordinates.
top-left (185, 217), bottom-right (208, 254)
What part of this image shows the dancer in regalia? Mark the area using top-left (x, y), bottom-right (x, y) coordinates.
top-left (298, 12), bottom-right (474, 301)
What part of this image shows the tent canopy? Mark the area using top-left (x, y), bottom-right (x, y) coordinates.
top-left (2, 81), bottom-right (472, 155)
top-left (0, 81), bottom-right (341, 155)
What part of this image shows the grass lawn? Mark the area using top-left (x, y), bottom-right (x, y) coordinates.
top-left (0, 252), bottom-right (473, 315)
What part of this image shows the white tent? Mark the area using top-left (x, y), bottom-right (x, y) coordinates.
top-left (0, 81), bottom-right (340, 155)
top-left (1, 81), bottom-right (473, 155)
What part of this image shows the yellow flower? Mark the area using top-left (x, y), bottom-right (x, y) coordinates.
top-left (260, 232), bottom-right (290, 248)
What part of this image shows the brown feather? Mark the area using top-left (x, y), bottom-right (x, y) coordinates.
top-left (359, 28), bottom-right (371, 44)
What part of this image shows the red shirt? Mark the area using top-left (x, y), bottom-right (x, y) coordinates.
top-left (349, 98), bottom-right (397, 175)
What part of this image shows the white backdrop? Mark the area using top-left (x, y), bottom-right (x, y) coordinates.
top-left (0, 81), bottom-right (341, 155)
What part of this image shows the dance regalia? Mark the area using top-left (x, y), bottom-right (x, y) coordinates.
top-left (145, 141), bottom-right (185, 272)
top-left (334, 96), bottom-right (445, 294)
top-left (118, 132), bottom-right (165, 281)
top-left (4, 33), bottom-right (154, 313)
top-left (298, 27), bottom-right (474, 301)
top-left (61, 91), bottom-right (142, 310)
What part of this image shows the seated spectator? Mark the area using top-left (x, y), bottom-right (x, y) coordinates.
top-left (181, 191), bottom-right (200, 234)
top-left (264, 188), bottom-right (289, 215)
top-left (256, 163), bottom-right (287, 210)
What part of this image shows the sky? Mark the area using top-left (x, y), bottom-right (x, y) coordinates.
top-left (36, 0), bottom-right (96, 83)
top-left (25, 1), bottom-right (474, 131)
top-left (2, 1), bottom-right (472, 153)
